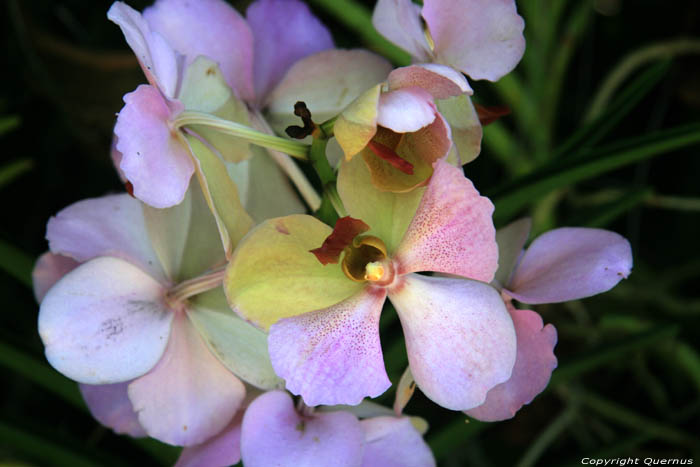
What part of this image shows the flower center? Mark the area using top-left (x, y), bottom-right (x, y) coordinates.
top-left (341, 235), bottom-right (395, 285)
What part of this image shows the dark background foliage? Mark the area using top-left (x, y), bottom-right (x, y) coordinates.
top-left (1, 0), bottom-right (699, 465)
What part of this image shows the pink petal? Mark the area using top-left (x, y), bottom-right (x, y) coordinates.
top-left (465, 305), bottom-right (557, 422)
top-left (38, 257), bottom-right (173, 385)
top-left (422, 0), bottom-right (525, 81)
top-left (388, 64), bottom-right (472, 99)
top-left (269, 288), bottom-right (391, 407)
top-left (372, 0), bottom-right (431, 61)
top-left (241, 391), bottom-right (365, 467)
top-left (128, 312), bottom-right (245, 446)
top-left (32, 252), bottom-right (80, 303)
top-left (506, 228), bottom-right (633, 304)
top-left (361, 416), bottom-right (435, 467)
top-left (46, 193), bottom-right (165, 281)
top-left (143, 0), bottom-right (255, 102)
top-left (377, 87), bottom-right (437, 133)
top-left (79, 382), bottom-right (146, 437)
top-left (389, 274), bottom-right (516, 410)
top-left (247, 0), bottom-right (334, 104)
top-left (115, 85), bottom-right (193, 209)
top-left (107, 2), bottom-right (180, 98)
top-left (175, 413), bottom-right (243, 467)
top-left (393, 160), bottom-right (498, 282)
top-left (494, 217), bottom-right (531, 288)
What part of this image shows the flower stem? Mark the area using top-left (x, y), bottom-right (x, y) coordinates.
top-left (249, 111), bottom-right (322, 211)
top-left (174, 111), bottom-right (310, 160)
top-left (167, 266), bottom-right (226, 303)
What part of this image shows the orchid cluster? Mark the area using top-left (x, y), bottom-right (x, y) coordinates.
top-left (33, 0), bottom-right (633, 465)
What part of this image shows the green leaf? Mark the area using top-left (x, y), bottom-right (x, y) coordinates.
top-left (0, 158), bottom-right (33, 189)
top-left (562, 389), bottom-right (699, 448)
top-left (0, 340), bottom-right (85, 410)
top-left (0, 115), bottom-right (21, 135)
top-left (0, 421), bottom-right (102, 467)
top-left (0, 239), bottom-right (34, 287)
top-left (427, 417), bottom-right (486, 461)
top-left (569, 187), bottom-right (653, 228)
top-left (549, 324), bottom-right (679, 388)
top-left (555, 60), bottom-right (670, 160)
top-left (515, 405), bottom-right (579, 467)
top-left (675, 342), bottom-right (700, 394)
top-left (490, 122), bottom-right (700, 224)
top-left (307, 0), bottom-right (411, 65)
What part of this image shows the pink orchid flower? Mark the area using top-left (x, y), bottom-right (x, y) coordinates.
top-left (177, 390), bottom-right (435, 467)
top-left (107, 0), bottom-right (334, 208)
top-left (226, 156), bottom-right (517, 410)
top-left (373, 0), bottom-right (526, 83)
top-left (372, 0), bottom-right (526, 165)
top-left (466, 218), bottom-right (633, 421)
top-left (332, 64), bottom-right (470, 192)
top-left (35, 184), bottom-right (279, 446)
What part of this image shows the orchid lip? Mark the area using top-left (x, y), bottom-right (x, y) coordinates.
top-left (341, 235), bottom-right (396, 286)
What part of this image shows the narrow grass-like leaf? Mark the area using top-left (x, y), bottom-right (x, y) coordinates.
top-left (491, 122), bottom-right (700, 223)
top-left (562, 389), bottom-right (699, 448)
top-left (0, 239), bottom-right (34, 287)
top-left (0, 114), bottom-right (21, 135)
top-left (569, 187), bottom-right (653, 228)
top-left (0, 158), bottom-right (33, 189)
top-left (554, 60), bottom-right (670, 160)
top-left (0, 340), bottom-right (85, 410)
top-left (549, 324), bottom-right (679, 388)
top-left (0, 421), bottom-right (101, 467)
top-left (427, 417), bottom-right (486, 462)
top-left (516, 405), bottom-right (579, 467)
top-left (675, 342), bottom-right (700, 394)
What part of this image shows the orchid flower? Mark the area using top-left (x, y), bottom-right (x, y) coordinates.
top-left (177, 390), bottom-right (435, 467)
top-left (331, 64), bottom-right (472, 192)
top-left (35, 181), bottom-right (280, 446)
top-left (226, 155), bottom-right (516, 410)
top-left (108, 0), bottom-right (336, 209)
top-left (372, 0), bottom-right (526, 166)
top-left (373, 0), bottom-right (525, 83)
top-left (465, 218), bottom-right (633, 421)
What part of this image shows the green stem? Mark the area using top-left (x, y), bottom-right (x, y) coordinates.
top-left (166, 266), bottom-right (226, 304)
top-left (174, 111), bottom-right (310, 160)
top-left (249, 111), bottom-right (321, 211)
top-left (310, 135), bottom-right (335, 186)
top-left (307, 0), bottom-right (411, 66)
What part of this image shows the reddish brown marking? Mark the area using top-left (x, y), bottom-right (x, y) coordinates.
top-left (125, 180), bottom-right (135, 197)
top-left (475, 104), bottom-right (511, 126)
top-left (275, 220), bottom-right (290, 235)
top-left (367, 140), bottom-right (414, 175)
top-left (310, 217), bottom-right (370, 265)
